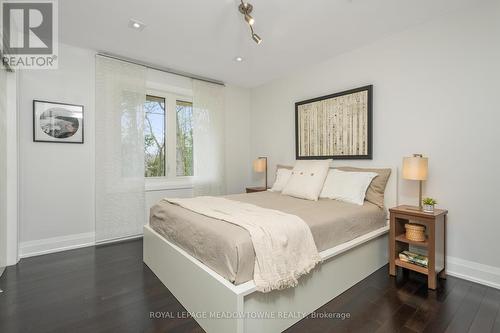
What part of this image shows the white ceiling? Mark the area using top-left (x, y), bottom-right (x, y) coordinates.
top-left (59, 0), bottom-right (482, 87)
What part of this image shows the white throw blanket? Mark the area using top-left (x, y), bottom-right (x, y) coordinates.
top-left (165, 196), bottom-right (321, 293)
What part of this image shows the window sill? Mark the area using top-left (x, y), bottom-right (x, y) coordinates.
top-left (145, 177), bottom-right (194, 192)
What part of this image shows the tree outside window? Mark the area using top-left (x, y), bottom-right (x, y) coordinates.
top-left (176, 100), bottom-right (193, 177)
top-left (144, 95), bottom-right (165, 177)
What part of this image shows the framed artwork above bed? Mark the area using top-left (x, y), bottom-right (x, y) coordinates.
top-left (295, 85), bottom-right (372, 160)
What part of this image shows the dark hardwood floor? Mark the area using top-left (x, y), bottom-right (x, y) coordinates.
top-left (1, 239), bottom-right (499, 333)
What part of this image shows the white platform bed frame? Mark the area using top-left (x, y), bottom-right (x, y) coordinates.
top-left (144, 167), bottom-right (398, 333)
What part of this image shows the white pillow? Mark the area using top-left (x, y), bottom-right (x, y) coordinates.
top-left (320, 169), bottom-right (377, 205)
top-left (282, 160), bottom-right (331, 201)
top-left (270, 168), bottom-right (292, 192)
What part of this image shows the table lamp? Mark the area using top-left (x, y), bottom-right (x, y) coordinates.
top-left (402, 154), bottom-right (428, 209)
top-left (253, 157), bottom-right (268, 189)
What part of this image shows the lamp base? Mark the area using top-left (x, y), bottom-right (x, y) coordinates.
top-left (418, 180), bottom-right (423, 210)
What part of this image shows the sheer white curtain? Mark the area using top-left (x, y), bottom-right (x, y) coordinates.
top-left (192, 80), bottom-right (226, 196)
top-left (95, 56), bottom-right (146, 242)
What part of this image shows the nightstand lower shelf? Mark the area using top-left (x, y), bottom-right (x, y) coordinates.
top-left (395, 259), bottom-right (428, 275)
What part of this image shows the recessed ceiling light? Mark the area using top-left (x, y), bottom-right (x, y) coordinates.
top-left (128, 19), bottom-right (146, 31)
top-left (234, 56), bottom-right (244, 62)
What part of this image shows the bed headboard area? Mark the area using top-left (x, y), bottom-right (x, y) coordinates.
top-left (383, 166), bottom-right (399, 213)
top-left (274, 163), bottom-right (399, 217)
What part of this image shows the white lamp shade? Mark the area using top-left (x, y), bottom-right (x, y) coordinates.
top-left (402, 155), bottom-right (428, 180)
top-left (253, 158), bottom-right (267, 173)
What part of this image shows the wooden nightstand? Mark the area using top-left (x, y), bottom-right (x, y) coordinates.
top-left (246, 186), bottom-right (268, 193)
top-left (389, 205), bottom-right (448, 289)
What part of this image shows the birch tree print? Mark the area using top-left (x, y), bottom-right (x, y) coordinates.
top-left (297, 90), bottom-right (368, 158)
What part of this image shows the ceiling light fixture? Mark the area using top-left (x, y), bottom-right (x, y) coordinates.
top-left (244, 13), bottom-right (254, 26)
top-left (234, 56), bottom-right (244, 62)
top-left (238, 1), bottom-right (262, 44)
top-left (128, 19), bottom-right (146, 31)
top-left (251, 31), bottom-right (262, 44)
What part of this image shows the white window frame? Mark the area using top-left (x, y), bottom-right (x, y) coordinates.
top-left (145, 88), bottom-right (194, 190)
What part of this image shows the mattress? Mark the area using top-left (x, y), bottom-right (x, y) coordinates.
top-left (149, 191), bottom-right (387, 285)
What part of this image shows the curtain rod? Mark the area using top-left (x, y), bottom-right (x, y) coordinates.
top-left (96, 53), bottom-right (225, 86)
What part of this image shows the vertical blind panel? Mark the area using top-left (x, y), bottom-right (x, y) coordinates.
top-left (192, 79), bottom-right (226, 196)
top-left (95, 56), bottom-right (146, 242)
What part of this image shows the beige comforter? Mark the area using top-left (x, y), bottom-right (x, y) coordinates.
top-left (150, 191), bottom-right (386, 285)
top-left (165, 196), bottom-right (321, 292)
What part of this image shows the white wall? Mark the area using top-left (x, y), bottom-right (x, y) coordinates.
top-left (18, 44), bottom-right (96, 256)
top-left (250, 2), bottom-right (500, 286)
top-left (0, 69), bottom-right (19, 269)
top-left (225, 85), bottom-right (252, 194)
top-left (0, 68), bottom-right (7, 274)
top-left (18, 43), bottom-right (252, 257)
top-left (5, 71), bottom-right (19, 265)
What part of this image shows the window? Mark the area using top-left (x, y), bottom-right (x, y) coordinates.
top-left (144, 95), bottom-right (166, 177)
top-left (144, 92), bottom-right (194, 179)
top-left (176, 100), bottom-right (194, 176)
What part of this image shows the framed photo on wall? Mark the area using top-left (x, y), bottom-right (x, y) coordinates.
top-left (295, 85), bottom-right (372, 160)
top-left (33, 100), bottom-right (84, 144)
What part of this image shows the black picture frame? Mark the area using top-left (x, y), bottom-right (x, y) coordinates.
top-left (33, 100), bottom-right (85, 144)
top-left (295, 85), bottom-right (373, 160)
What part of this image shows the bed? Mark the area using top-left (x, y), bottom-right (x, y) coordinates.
top-left (150, 191), bottom-right (386, 285)
top-left (144, 166), bottom-right (397, 333)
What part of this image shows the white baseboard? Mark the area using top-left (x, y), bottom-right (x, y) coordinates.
top-left (447, 256), bottom-right (500, 290)
top-left (19, 232), bottom-right (95, 258)
top-left (95, 234), bottom-right (143, 246)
